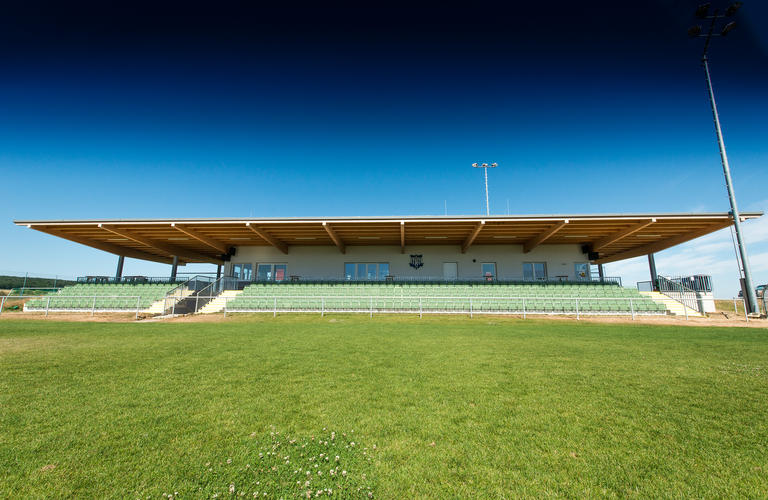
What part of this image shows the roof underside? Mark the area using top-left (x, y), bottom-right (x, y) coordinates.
top-left (15, 213), bottom-right (762, 266)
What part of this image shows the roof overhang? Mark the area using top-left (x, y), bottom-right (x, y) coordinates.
top-left (14, 212), bottom-right (762, 265)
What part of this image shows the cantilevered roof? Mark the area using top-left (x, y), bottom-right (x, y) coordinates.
top-left (14, 212), bottom-right (762, 266)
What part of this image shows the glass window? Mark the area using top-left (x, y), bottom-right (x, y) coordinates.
top-left (344, 263), bottom-right (390, 281)
top-left (524, 262), bottom-right (547, 281)
top-left (232, 263), bottom-right (252, 280)
top-left (257, 264), bottom-right (272, 281)
top-left (481, 263), bottom-right (496, 281)
top-left (274, 264), bottom-right (286, 282)
top-left (256, 264), bottom-right (287, 282)
top-left (574, 263), bottom-right (589, 280)
top-left (345, 263), bottom-right (355, 281)
top-left (523, 263), bottom-right (534, 280)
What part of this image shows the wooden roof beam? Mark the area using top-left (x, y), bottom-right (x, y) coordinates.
top-left (99, 224), bottom-right (224, 264)
top-left (400, 221), bottom-right (405, 254)
top-left (245, 223), bottom-right (289, 254)
top-left (591, 219), bottom-right (656, 252)
top-left (523, 220), bottom-right (568, 253)
top-left (461, 221), bottom-right (485, 253)
top-left (594, 223), bottom-right (732, 264)
top-left (30, 225), bottom-right (177, 265)
top-left (171, 223), bottom-right (228, 254)
top-left (322, 222), bottom-right (346, 254)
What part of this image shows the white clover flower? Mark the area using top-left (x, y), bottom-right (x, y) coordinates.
top-left (341, 470), bottom-right (347, 476)
top-left (227, 459), bottom-right (232, 464)
top-left (335, 456), bottom-right (339, 462)
top-left (229, 484), bottom-right (236, 493)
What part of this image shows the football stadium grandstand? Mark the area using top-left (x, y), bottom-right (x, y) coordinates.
top-left (7, 212), bottom-right (763, 318)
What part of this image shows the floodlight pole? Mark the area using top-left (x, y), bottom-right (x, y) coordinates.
top-left (693, 4), bottom-right (758, 314)
top-left (472, 162), bottom-right (497, 215)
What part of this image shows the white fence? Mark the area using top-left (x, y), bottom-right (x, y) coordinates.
top-left (210, 294), bottom-right (735, 321)
top-left (2, 295), bottom-right (146, 319)
top-left (2, 294), bottom-right (754, 322)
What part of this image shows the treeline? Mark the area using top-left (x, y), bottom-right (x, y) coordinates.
top-left (0, 276), bottom-right (76, 289)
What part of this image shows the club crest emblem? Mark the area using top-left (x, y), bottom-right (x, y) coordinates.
top-left (409, 254), bottom-right (423, 269)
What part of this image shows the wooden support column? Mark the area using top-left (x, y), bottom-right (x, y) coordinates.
top-left (523, 220), bottom-right (568, 253)
top-left (322, 222), bottom-right (345, 254)
top-left (400, 221), bottom-right (405, 254)
top-left (245, 223), bottom-right (288, 254)
top-left (99, 224), bottom-right (223, 264)
top-left (461, 221), bottom-right (485, 254)
top-left (29, 225), bottom-right (175, 264)
top-left (592, 219), bottom-right (655, 252)
top-left (171, 224), bottom-right (228, 254)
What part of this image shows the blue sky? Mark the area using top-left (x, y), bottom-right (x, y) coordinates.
top-left (1, 1), bottom-right (766, 297)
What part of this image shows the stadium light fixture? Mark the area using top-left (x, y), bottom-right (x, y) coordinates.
top-left (688, 2), bottom-right (759, 315)
top-left (695, 3), bottom-right (711, 18)
top-left (720, 21), bottom-right (737, 35)
top-left (688, 25), bottom-right (702, 37)
top-left (725, 2), bottom-right (742, 16)
top-left (472, 162), bottom-right (498, 216)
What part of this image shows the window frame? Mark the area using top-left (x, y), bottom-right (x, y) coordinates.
top-left (343, 262), bottom-right (391, 281)
top-left (523, 262), bottom-right (548, 281)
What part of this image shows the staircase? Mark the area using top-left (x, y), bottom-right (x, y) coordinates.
top-left (199, 290), bottom-right (243, 314)
top-left (142, 288), bottom-right (194, 315)
top-left (640, 291), bottom-right (703, 317)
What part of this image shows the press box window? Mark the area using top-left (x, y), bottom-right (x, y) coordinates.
top-left (523, 262), bottom-right (547, 281)
top-left (344, 263), bottom-right (390, 280)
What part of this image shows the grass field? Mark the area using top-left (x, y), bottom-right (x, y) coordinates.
top-left (1, 316), bottom-right (767, 498)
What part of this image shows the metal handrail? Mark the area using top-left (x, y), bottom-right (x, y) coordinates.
top-left (657, 276), bottom-right (701, 314)
top-left (161, 275), bottom-right (204, 315)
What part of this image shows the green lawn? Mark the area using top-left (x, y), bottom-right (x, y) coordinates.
top-left (1, 316), bottom-right (767, 498)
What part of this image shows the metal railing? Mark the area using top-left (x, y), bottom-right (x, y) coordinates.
top-left (76, 275), bottom-right (191, 284)
top-left (191, 294), bottom-right (686, 320)
top-left (4, 293), bottom-right (756, 322)
top-left (1, 295), bottom-right (147, 319)
top-left (219, 276), bottom-right (624, 286)
top-left (160, 275), bottom-right (202, 315)
top-left (657, 276), bottom-right (703, 314)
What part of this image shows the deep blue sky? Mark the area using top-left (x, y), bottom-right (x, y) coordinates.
top-left (1, 1), bottom-right (766, 296)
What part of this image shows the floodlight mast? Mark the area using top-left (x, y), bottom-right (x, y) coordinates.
top-left (472, 162), bottom-right (498, 215)
top-left (688, 2), bottom-right (758, 314)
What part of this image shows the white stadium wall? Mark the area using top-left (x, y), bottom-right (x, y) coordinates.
top-left (226, 244), bottom-right (590, 281)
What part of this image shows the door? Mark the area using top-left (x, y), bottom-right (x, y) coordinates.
top-left (443, 262), bottom-right (458, 281)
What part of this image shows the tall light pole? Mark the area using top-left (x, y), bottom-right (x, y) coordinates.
top-left (472, 162), bottom-right (497, 215)
top-left (688, 2), bottom-right (758, 315)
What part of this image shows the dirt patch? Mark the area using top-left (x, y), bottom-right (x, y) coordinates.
top-left (1, 310), bottom-right (766, 328)
top-left (0, 312), bottom-right (140, 323)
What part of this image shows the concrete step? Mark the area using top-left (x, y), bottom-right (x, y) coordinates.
top-left (143, 289), bottom-right (195, 315)
top-left (199, 290), bottom-right (243, 314)
top-left (640, 291), bottom-right (703, 317)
